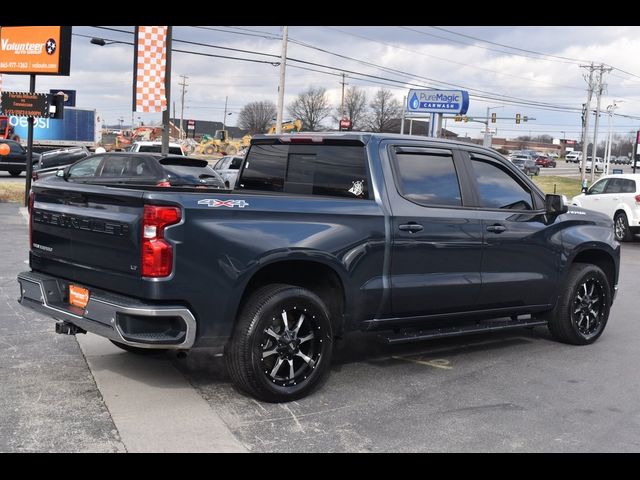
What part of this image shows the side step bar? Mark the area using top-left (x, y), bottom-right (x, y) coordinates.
top-left (379, 318), bottom-right (548, 345)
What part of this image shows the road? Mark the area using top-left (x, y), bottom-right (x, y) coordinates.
top-left (2, 201), bottom-right (640, 452)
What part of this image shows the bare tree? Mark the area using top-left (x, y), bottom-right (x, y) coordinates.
top-left (367, 88), bottom-right (401, 132)
top-left (238, 101), bottom-right (277, 135)
top-left (287, 87), bottom-right (332, 131)
top-left (332, 86), bottom-right (368, 130)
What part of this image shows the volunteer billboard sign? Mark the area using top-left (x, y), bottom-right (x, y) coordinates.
top-left (0, 26), bottom-right (72, 76)
top-left (406, 89), bottom-right (469, 114)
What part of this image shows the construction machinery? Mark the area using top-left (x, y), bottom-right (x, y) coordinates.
top-left (196, 129), bottom-right (251, 156)
top-left (0, 115), bottom-right (21, 142)
top-left (266, 119), bottom-right (302, 134)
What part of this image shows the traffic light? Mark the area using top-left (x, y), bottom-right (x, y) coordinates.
top-left (491, 112), bottom-right (496, 123)
top-left (463, 116), bottom-right (469, 123)
top-left (48, 93), bottom-right (65, 120)
top-left (516, 113), bottom-right (521, 124)
top-left (455, 114), bottom-right (462, 122)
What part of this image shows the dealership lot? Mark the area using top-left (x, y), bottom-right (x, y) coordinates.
top-left (2, 199), bottom-right (640, 452)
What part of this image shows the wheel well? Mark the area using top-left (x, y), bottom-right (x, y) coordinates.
top-left (614, 209), bottom-right (627, 219)
top-left (572, 250), bottom-right (616, 293)
top-left (241, 261), bottom-right (346, 335)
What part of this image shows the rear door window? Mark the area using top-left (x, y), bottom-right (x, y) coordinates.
top-left (391, 150), bottom-right (462, 207)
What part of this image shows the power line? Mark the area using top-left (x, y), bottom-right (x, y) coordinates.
top-left (427, 26), bottom-right (587, 65)
top-left (325, 27), bottom-right (583, 91)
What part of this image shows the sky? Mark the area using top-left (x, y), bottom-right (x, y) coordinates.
top-left (2, 26), bottom-right (640, 144)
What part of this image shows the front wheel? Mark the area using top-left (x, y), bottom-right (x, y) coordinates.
top-left (226, 284), bottom-right (334, 402)
top-left (614, 212), bottom-right (633, 242)
top-left (545, 263), bottom-right (611, 345)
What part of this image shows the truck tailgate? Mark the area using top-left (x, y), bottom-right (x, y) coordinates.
top-left (31, 182), bottom-right (145, 280)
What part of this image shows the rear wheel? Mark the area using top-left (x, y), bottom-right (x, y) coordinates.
top-left (614, 212), bottom-right (633, 242)
top-left (8, 169), bottom-right (21, 177)
top-left (545, 263), bottom-right (611, 345)
top-left (226, 145), bottom-right (237, 155)
top-left (204, 145), bottom-right (216, 155)
top-left (110, 340), bottom-right (168, 355)
top-left (226, 284), bottom-right (334, 402)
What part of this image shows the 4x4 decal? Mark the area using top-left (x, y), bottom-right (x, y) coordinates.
top-left (198, 199), bottom-right (249, 208)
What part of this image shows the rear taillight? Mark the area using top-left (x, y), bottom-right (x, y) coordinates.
top-left (141, 205), bottom-right (181, 277)
top-left (28, 190), bottom-right (34, 249)
top-left (156, 181), bottom-right (171, 187)
top-left (635, 195), bottom-right (640, 205)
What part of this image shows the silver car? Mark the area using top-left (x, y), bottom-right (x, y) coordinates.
top-left (213, 155), bottom-right (244, 188)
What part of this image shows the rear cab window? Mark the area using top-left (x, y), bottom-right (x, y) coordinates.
top-left (237, 140), bottom-right (370, 199)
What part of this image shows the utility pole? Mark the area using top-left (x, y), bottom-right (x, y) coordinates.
top-left (340, 73), bottom-right (348, 117)
top-left (580, 63), bottom-right (594, 190)
top-left (590, 64), bottom-right (612, 184)
top-left (400, 96), bottom-right (406, 134)
top-left (222, 96), bottom-right (228, 131)
top-left (275, 26), bottom-right (288, 134)
top-left (179, 75), bottom-right (188, 140)
top-left (161, 26), bottom-right (173, 156)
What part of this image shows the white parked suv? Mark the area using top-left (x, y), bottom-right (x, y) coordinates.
top-left (128, 141), bottom-right (185, 156)
top-left (571, 174), bottom-right (640, 241)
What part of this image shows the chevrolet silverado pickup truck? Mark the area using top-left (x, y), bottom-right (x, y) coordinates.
top-left (17, 133), bottom-right (620, 402)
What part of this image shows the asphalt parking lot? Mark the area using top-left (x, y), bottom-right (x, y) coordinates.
top-left (2, 199), bottom-right (640, 452)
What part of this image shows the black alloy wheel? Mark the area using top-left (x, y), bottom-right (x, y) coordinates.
top-left (226, 284), bottom-right (334, 402)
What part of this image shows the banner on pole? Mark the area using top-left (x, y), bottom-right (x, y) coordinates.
top-left (133, 26), bottom-right (167, 113)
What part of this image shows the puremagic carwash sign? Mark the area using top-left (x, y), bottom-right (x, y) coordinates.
top-left (407, 89), bottom-right (469, 114)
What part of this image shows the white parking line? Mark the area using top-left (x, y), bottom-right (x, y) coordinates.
top-left (76, 333), bottom-right (247, 453)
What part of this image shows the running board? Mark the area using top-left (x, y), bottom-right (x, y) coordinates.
top-left (378, 318), bottom-right (548, 345)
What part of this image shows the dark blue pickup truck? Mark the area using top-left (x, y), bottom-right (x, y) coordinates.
top-left (18, 133), bottom-right (620, 402)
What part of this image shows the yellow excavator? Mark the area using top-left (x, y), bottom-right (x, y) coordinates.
top-left (197, 129), bottom-right (251, 155)
top-left (266, 119), bottom-right (303, 134)
top-left (196, 120), bottom-right (303, 156)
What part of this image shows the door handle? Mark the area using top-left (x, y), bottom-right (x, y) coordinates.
top-left (486, 224), bottom-right (506, 234)
top-left (399, 223), bottom-right (424, 233)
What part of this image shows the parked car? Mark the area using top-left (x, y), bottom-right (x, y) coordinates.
top-left (535, 155), bottom-right (556, 168)
top-left (32, 146), bottom-right (90, 180)
top-left (571, 174), bottom-right (640, 242)
top-left (128, 141), bottom-right (185, 156)
top-left (213, 155), bottom-right (244, 188)
top-left (0, 139), bottom-right (41, 176)
top-left (19, 133), bottom-right (620, 402)
top-left (548, 152), bottom-right (559, 159)
top-left (619, 156), bottom-right (632, 165)
top-left (511, 157), bottom-right (540, 175)
top-left (565, 152), bottom-right (582, 163)
top-left (579, 157), bottom-right (603, 173)
top-left (43, 152), bottom-right (225, 189)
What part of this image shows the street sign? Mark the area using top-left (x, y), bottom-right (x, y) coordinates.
top-left (339, 118), bottom-right (352, 130)
top-left (186, 119), bottom-right (196, 130)
top-left (1, 91), bottom-right (49, 117)
top-left (406, 89), bottom-right (469, 114)
top-left (0, 26), bottom-right (72, 76)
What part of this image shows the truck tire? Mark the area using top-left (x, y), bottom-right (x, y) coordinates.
top-left (226, 145), bottom-right (237, 155)
top-left (109, 340), bottom-right (168, 355)
top-left (614, 212), bottom-right (633, 242)
top-left (204, 145), bottom-right (216, 155)
top-left (545, 263), bottom-right (611, 345)
top-left (8, 169), bottom-right (22, 177)
top-left (226, 283), bottom-right (334, 402)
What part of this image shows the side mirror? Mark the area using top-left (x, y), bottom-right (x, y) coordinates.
top-left (56, 169), bottom-right (65, 178)
top-left (545, 193), bottom-right (568, 215)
